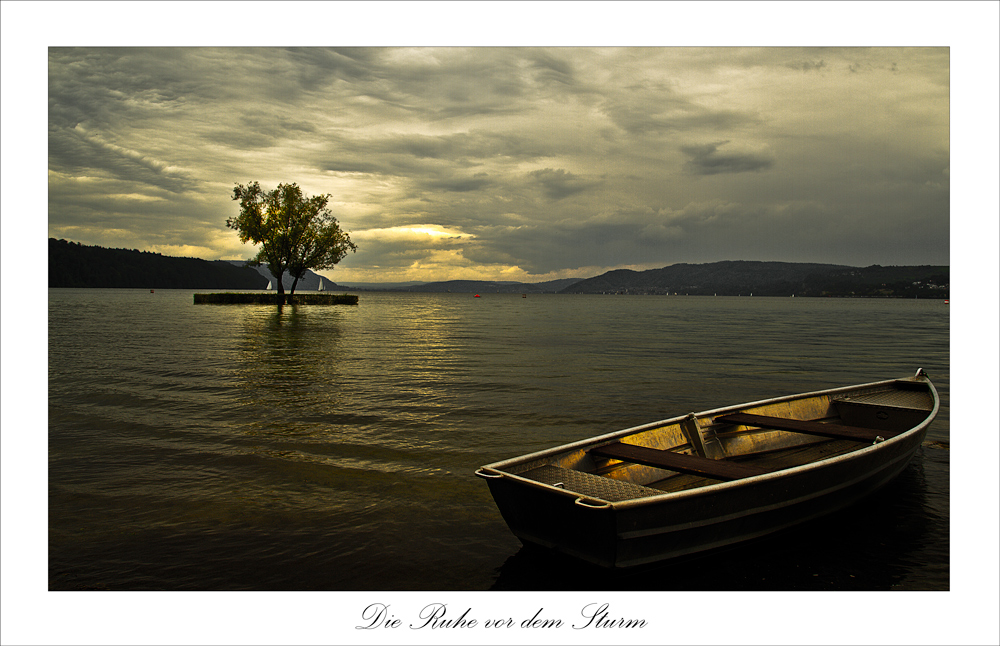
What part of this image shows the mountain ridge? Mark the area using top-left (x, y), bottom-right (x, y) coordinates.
top-left (560, 260), bottom-right (949, 298)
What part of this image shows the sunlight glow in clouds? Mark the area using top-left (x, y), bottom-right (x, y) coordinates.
top-left (355, 225), bottom-right (472, 242)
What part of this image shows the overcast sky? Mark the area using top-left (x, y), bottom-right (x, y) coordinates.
top-left (45, 44), bottom-right (953, 283)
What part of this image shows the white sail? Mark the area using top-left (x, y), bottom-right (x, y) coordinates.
top-left (318, 279), bottom-right (325, 291)
top-left (266, 280), bottom-right (272, 290)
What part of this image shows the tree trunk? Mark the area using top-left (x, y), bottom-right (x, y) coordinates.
top-left (274, 273), bottom-right (285, 304)
top-left (289, 275), bottom-right (299, 295)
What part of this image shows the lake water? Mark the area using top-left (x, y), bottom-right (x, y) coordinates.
top-left (47, 289), bottom-right (950, 593)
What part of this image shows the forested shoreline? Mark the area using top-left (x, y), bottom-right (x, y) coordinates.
top-left (48, 238), bottom-right (266, 289)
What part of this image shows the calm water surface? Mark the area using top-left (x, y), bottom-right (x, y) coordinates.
top-left (48, 289), bottom-right (949, 590)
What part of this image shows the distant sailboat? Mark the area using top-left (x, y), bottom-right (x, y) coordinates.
top-left (266, 280), bottom-right (272, 290)
top-left (318, 278), bottom-right (325, 291)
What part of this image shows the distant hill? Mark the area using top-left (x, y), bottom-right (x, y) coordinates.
top-left (402, 277), bottom-right (584, 294)
top-left (49, 239), bottom-right (266, 289)
top-left (331, 281), bottom-right (427, 291)
top-left (560, 261), bottom-right (949, 298)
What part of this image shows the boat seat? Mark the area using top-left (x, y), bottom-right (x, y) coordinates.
top-left (591, 442), bottom-right (770, 482)
top-left (519, 464), bottom-right (664, 502)
top-left (714, 412), bottom-right (898, 443)
top-left (832, 389), bottom-right (934, 433)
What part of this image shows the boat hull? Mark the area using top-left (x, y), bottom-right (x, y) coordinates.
top-left (478, 374), bottom-right (937, 568)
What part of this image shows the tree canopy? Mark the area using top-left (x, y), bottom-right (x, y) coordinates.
top-left (228, 182), bottom-right (357, 296)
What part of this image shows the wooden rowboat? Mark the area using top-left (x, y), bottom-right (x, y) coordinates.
top-left (476, 369), bottom-right (939, 569)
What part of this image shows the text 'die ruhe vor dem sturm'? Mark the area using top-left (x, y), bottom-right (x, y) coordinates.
top-left (357, 602), bottom-right (646, 631)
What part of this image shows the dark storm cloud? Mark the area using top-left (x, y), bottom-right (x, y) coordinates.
top-left (528, 168), bottom-right (597, 200)
top-left (336, 48), bottom-right (545, 122)
top-left (599, 79), bottom-right (761, 137)
top-left (785, 59), bottom-right (827, 72)
top-left (427, 173), bottom-right (494, 193)
top-left (525, 49), bottom-right (577, 87)
top-left (213, 112), bottom-right (319, 150)
top-left (331, 130), bottom-right (553, 171)
top-left (48, 124), bottom-right (197, 193)
top-left (681, 141), bottom-right (775, 175)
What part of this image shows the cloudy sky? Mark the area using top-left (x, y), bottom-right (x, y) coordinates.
top-left (44, 42), bottom-right (954, 284)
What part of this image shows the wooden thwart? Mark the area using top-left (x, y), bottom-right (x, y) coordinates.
top-left (592, 442), bottom-right (770, 482)
top-left (714, 412), bottom-right (894, 443)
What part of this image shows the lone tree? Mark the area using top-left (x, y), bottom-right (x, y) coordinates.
top-left (228, 182), bottom-right (357, 298)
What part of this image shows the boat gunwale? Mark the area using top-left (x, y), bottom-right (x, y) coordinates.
top-left (478, 375), bottom-right (939, 509)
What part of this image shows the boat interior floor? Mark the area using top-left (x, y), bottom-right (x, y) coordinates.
top-left (518, 437), bottom-right (868, 501)
top-left (646, 438), bottom-right (861, 494)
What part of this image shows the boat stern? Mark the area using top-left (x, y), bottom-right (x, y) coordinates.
top-left (476, 466), bottom-right (623, 568)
